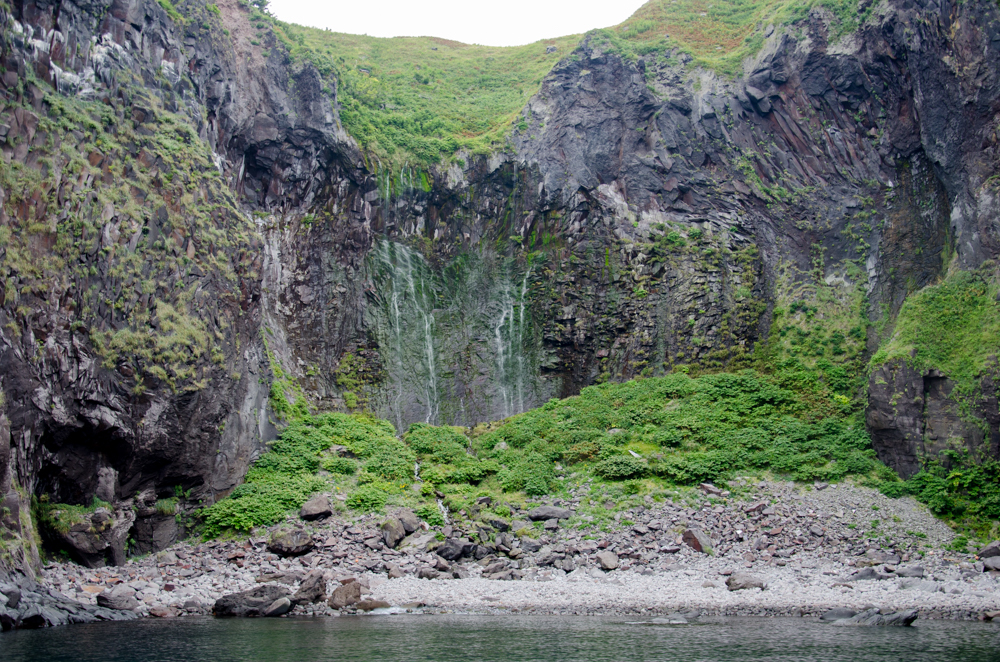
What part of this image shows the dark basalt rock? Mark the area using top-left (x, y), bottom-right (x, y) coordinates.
top-left (214, 585), bottom-right (292, 618)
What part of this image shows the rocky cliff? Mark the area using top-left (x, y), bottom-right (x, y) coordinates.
top-left (1, 0), bottom-right (999, 570)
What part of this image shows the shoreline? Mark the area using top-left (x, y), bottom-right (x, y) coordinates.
top-left (6, 480), bottom-right (1000, 629)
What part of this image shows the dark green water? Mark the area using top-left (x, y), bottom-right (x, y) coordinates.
top-left (2, 615), bottom-right (999, 662)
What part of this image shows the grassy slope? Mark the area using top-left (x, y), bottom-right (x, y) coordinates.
top-left (269, 21), bottom-right (580, 164)
top-left (200, 365), bottom-right (896, 541)
top-left (256, 0), bottom-right (872, 165)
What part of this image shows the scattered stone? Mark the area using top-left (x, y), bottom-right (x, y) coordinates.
top-left (896, 565), bottom-right (925, 578)
top-left (381, 517), bottom-right (406, 549)
top-left (356, 599), bottom-right (391, 611)
top-left (543, 518), bottom-right (559, 531)
top-left (299, 495), bottom-right (333, 521)
top-left (96, 585), bottom-right (138, 611)
top-left (898, 578), bottom-right (940, 592)
top-left (267, 528), bottom-right (314, 557)
top-left (978, 540), bottom-right (1000, 559)
top-left (263, 597), bottom-right (292, 617)
top-left (682, 528), bottom-right (713, 554)
top-left (527, 506), bottom-right (573, 521)
top-left (726, 573), bottom-right (765, 591)
top-left (699, 483), bottom-right (723, 496)
top-left (291, 569), bottom-right (327, 605)
top-left (387, 564), bottom-right (404, 579)
top-left (148, 606), bottom-right (179, 618)
top-left (328, 581), bottom-right (361, 609)
top-left (395, 508), bottom-right (421, 533)
top-left (983, 557), bottom-right (1000, 571)
top-left (436, 538), bottom-right (472, 561)
top-left (596, 551), bottom-right (620, 571)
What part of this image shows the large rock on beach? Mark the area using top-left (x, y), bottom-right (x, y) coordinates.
top-left (291, 569), bottom-right (327, 605)
top-left (726, 573), bottom-right (765, 591)
top-left (268, 528), bottom-right (314, 556)
top-left (835, 608), bottom-right (918, 627)
top-left (596, 551), bottom-right (620, 570)
top-left (979, 540), bottom-right (1000, 558)
top-left (96, 584), bottom-right (139, 611)
top-left (682, 528), bottom-right (713, 554)
top-left (381, 517), bottom-right (406, 549)
top-left (328, 580), bottom-right (361, 609)
top-left (263, 597), bottom-right (292, 617)
top-left (300, 495), bottom-right (333, 521)
top-left (527, 506), bottom-right (572, 521)
top-left (214, 585), bottom-right (292, 617)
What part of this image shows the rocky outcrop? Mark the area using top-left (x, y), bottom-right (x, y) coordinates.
top-left (867, 359), bottom-right (1000, 478)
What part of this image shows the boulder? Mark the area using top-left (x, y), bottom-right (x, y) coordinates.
top-left (291, 569), bottom-right (327, 605)
top-left (726, 573), bottom-right (765, 591)
top-left (850, 567), bottom-right (891, 581)
top-left (984, 556), bottom-right (1000, 571)
top-left (895, 565), bottom-right (925, 577)
top-left (328, 580), bottom-right (361, 609)
top-left (299, 495), bottom-right (332, 521)
top-left (543, 518), bottom-right (559, 531)
top-left (435, 538), bottom-right (473, 561)
top-left (268, 528), bottom-right (314, 556)
top-left (214, 585), bottom-right (292, 617)
top-left (834, 608), bottom-right (918, 627)
top-left (381, 517), bottom-right (406, 549)
top-left (149, 606), bottom-right (180, 618)
top-left (395, 508), bottom-right (421, 534)
top-left (596, 551), bottom-right (619, 570)
top-left (45, 506), bottom-right (135, 567)
top-left (96, 584), bottom-right (139, 611)
top-left (417, 567), bottom-right (441, 580)
top-left (520, 537), bottom-right (543, 553)
top-left (386, 563), bottom-right (404, 579)
top-left (979, 540), bottom-right (1000, 558)
top-left (263, 597), bottom-right (293, 617)
top-left (527, 506), bottom-right (572, 521)
top-left (682, 528), bottom-right (713, 554)
top-left (356, 599), bottom-right (390, 611)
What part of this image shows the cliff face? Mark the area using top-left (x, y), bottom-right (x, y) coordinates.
top-left (1, 0), bottom-right (999, 569)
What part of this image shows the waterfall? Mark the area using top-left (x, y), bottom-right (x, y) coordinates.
top-left (371, 240), bottom-right (440, 426)
top-left (369, 241), bottom-right (537, 428)
top-left (492, 264), bottom-right (532, 419)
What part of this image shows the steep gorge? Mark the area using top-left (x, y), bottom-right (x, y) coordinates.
top-left (1, 0), bottom-right (1000, 571)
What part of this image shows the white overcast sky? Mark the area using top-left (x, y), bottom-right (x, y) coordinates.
top-left (268, 0), bottom-right (648, 46)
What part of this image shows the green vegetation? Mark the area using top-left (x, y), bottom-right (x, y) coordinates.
top-left (607, 0), bottom-right (876, 75)
top-left (36, 496), bottom-right (112, 535)
top-left (873, 265), bottom-right (1000, 403)
top-left (266, 21), bottom-right (579, 165)
top-left (235, 0), bottom-right (879, 165)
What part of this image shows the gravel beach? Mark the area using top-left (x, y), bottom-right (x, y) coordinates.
top-left (21, 480), bottom-right (1000, 624)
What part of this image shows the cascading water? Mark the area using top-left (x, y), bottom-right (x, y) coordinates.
top-left (370, 240), bottom-right (441, 426)
top-left (368, 240), bottom-right (540, 428)
top-left (492, 265), bottom-right (532, 419)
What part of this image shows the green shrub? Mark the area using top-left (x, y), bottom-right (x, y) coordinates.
top-left (321, 456), bottom-right (358, 475)
top-left (595, 455), bottom-right (647, 480)
top-left (416, 503), bottom-right (444, 527)
top-left (346, 484), bottom-right (388, 512)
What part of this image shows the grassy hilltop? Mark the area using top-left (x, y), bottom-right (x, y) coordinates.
top-left (252, 0), bottom-right (873, 166)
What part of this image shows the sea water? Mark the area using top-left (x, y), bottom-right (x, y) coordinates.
top-left (2, 614), bottom-right (999, 661)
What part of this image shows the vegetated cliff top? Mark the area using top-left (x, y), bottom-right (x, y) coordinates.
top-left (262, 0), bottom-right (871, 166)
